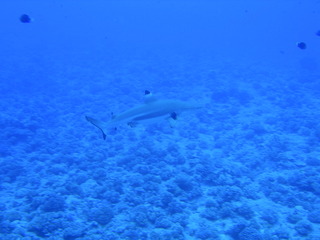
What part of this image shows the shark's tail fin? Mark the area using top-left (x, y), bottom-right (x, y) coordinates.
top-left (85, 116), bottom-right (107, 140)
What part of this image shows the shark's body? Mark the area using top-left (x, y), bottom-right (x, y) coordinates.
top-left (86, 91), bottom-right (201, 139)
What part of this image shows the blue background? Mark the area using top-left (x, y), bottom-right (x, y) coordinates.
top-left (0, 0), bottom-right (320, 239)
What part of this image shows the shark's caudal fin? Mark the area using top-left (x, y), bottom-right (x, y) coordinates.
top-left (85, 116), bottom-right (107, 140)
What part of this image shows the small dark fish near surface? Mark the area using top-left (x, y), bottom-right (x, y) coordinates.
top-left (316, 30), bottom-right (320, 36)
top-left (297, 42), bottom-right (307, 50)
top-left (20, 14), bottom-right (32, 23)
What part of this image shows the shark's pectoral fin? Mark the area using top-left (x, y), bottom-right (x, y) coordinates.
top-left (168, 118), bottom-right (176, 128)
top-left (168, 112), bottom-right (178, 128)
top-left (170, 112), bottom-right (177, 120)
top-left (85, 116), bottom-right (107, 140)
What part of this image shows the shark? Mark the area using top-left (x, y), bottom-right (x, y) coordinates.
top-left (86, 90), bottom-right (201, 140)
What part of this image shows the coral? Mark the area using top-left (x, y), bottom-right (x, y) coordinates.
top-left (205, 199), bottom-right (218, 208)
top-left (41, 194), bottom-right (65, 212)
top-left (272, 228), bottom-right (290, 240)
top-left (171, 225), bottom-right (184, 239)
top-left (288, 170), bottom-right (320, 194)
top-left (28, 212), bottom-right (66, 237)
top-left (187, 187), bottom-right (203, 200)
top-left (122, 229), bottom-right (148, 240)
top-left (131, 211), bottom-right (149, 227)
top-left (219, 202), bottom-right (236, 219)
top-left (0, 220), bottom-right (14, 234)
top-left (175, 174), bottom-right (194, 191)
top-left (63, 223), bottom-right (86, 240)
top-left (260, 210), bottom-right (278, 225)
top-left (194, 226), bottom-right (219, 240)
top-left (200, 207), bottom-right (218, 221)
top-left (65, 182), bottom-right (83, 196)
top-left (160, 192), bottom-right (174, 207)
top-left (103, 191), bottom-right (121, 204)
top-left (171, 214), bottom-right (188, 227)
top-left (4, 211), bottom-right (23, 222)
top-left (154, 217), bottom-right (171, 229)
top-left (218, 186), bottom-right (242, 202)
top-left (146, 208), bottom-right (165, 224)
top-left (225, 221), bottom-right (246, 239)
top-left (307, 210), bottom-right (320, 223)
top-left (294, 221), bottom-right (313, 236)
top-left (167, 200), bottom-right (184, 214)
top-left (242, 184), bottom-right (260, 200)
top-left (2, 51), bottom-right (320, 240)
top-left (0, 159), bottom-right (25, 182)
top-left (287, 212), bottom-right (303, 224)
top-left (74, 172), bottom-right (89, 185)
top-left (87, 205), bottom-right (114, 225)
top-left (238, 226), bottom-right (263, 240)
top-left (124, 191), bottom-right (143, 206)
top-left (235, 204), bottom-right (255, 220)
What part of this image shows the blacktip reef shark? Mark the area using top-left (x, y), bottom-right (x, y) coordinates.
top-left (86, 90), bottom-right (201, 140)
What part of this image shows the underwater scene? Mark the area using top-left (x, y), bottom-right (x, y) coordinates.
top-left (1, 0), bottom-right (320, 239)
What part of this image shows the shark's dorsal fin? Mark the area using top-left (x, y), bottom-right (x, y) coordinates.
top-left (145, 90), bottom-right (151, 95)
top-left (144, 90), bottom-right (158, 104)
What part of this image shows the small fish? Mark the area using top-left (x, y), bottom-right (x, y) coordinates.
top-left (316, 30), bottom-right (320, 37)
top-left (86, 90), bottom-right (202, 140)
top-left (297, 42), bottom-right (307, 50)
top-left (20, 14), bottom-right (32, 23)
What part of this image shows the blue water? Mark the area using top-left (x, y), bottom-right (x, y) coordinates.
top-left (1, 1), bottom-right (320, 239)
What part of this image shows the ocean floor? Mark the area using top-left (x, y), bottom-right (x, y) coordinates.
top-left (0, 58), bottom-right (320, 240)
